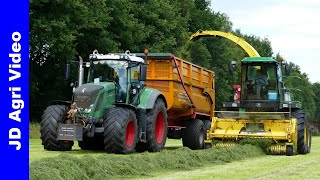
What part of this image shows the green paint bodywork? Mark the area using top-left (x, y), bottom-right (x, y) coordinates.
top-left (80, 82), bottom-right (115, 118)
top-left (241, 57), bottom-right (278, 63)
top-left (138, 88), bottom-right (156, 109)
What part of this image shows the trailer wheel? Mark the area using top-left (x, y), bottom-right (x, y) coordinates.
top-left (293, 110), bottom-right (308, 154)
top-left (40, 105), bottom-right (74, 151)
top-left (146, 98), bottom-right (168, 152)
top-left (104, 107), bottom-right (138, 154)
top-left (79, 135), bottom-right (104, 150)
top-left (182, 119), bottom-right (205, 150)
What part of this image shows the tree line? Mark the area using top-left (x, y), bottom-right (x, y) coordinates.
top-left (30, 0), bottom-right (319, 126)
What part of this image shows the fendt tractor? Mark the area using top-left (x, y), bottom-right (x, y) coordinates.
top-left (40, 50), bottom-right (215, 154)
top-left (191, 30), bottom-right (312, 156)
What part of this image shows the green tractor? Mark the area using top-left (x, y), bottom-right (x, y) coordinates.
top-left (40, 50), bottom-right (168, 154)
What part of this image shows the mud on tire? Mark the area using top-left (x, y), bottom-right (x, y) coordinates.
top-left (104, 107), bottom-right (138, 154)
top-left (40, 105), bottom-right (74, 151)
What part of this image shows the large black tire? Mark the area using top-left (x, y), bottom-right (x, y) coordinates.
top-left (307, 125), bottom-right (312, 153)
top-left (145, 98), bottom-right (168, 152)
top-left (293, 110), bottom-right (308, 154)
top-left (203, 120), bottom-right (211, 141)
top-left (104, 107), bottom-right (138, 154)
top-left (40, 105), bottom-right (74, 151)
top-left (286, 145), bottom-right (294, 156)
top-left (78, 135), bottom-right (104, 150)
top-left (182, 119), bottom-right (205, 150)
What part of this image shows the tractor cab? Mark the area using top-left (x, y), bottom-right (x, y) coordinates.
top-left (86, 50), bottom-right (147, 105)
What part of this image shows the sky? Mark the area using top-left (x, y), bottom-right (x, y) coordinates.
top-left (210, 0), bottom-right (320, 83)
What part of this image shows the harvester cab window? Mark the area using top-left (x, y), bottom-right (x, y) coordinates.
top-left (244, 64), bottom-right (277, 100)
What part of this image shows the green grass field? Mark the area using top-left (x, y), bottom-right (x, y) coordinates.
top-left (146, 136), bottom-right (320, 180)
top-left (30, 136), bottom-right (320, 179)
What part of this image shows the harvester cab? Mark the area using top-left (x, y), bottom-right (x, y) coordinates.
top-left (225, 57), bottom-right (299, 112)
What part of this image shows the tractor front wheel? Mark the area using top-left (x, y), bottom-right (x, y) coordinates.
top-left (104, 107), bottom-right (138, 154)
top-left (40, 105), bottom-right (74, 151)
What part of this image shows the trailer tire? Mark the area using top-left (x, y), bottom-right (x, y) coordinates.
top-left (40, 105), bottom-right (74, 151)
top-left (79, 135), bottom-right (104, 150)
top-left (182, 119), bottom-right (205, 150)
top-left (146, 98), bottom-right (168, 152)
top-left (293, 110), bottom-right (308, 154)
top-left (104, 107), bottom-right (138, 154)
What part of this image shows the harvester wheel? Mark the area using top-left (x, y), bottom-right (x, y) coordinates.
top-left (203, 120), bottom-right (211, 141)
top-left (40, 105), bottom-right (74, 151)
top-left (182, 119), bottom-right (205, 150)
top-left (145, 98), bottom-right (168, 152)
top-left (286, 145), bottom-right (294, 156)
top-left (307, 126), bottom-right (312, 153)
top-left (293, 110), bottom-right (308, 154)
top-left (78, 135), bottom-right (104, 150)
top-left (104, 107), bottom-right (138, 154)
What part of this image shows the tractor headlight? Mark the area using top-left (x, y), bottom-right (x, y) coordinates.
top-left (84, 104), bottom-right (94, 113)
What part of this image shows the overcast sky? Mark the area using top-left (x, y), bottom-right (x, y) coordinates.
top-left (210, 0), bottom-right (320, 83)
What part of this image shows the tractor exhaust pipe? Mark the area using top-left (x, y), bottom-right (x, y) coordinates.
top-left (78, 56), bottom-right (84, 87)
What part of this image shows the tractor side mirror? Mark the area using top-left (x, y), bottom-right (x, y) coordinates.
top-left (64, 64), bottom-right (71, 80)
top-left (229, 61), bottom-right (237, 75)
top-left (285, 63), bottom-right (291, 76)
top-left (139, 65), bottom-right (147, 81)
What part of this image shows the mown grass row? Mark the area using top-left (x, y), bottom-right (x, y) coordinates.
top-left (30, 144), bottom-right (264, 180)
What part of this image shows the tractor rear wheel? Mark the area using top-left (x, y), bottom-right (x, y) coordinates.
top-left (40, 105), bottom-right (74, 151)
top-left (145, 98), bottom-right (168, 152)
top-left (293, 110), bottom-right (309, 154)
top-left (104, 107), bottom-right (138, 154)
top-left (182, 119), bottom-right (205, 150)
top-left (79, 135), bottom-right (104, 150)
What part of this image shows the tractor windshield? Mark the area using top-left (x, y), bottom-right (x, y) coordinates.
top-left (242, 63), bottom-right (278, 100)
top-left (89, 60), bottom-right (127, 81)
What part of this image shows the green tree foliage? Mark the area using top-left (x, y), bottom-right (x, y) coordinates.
top-left (284, 63), bottom-right (316, 119)
top-left (30, 0), bottom-right (318, 122)
top-left (312, 83), bottom-right (320, 125)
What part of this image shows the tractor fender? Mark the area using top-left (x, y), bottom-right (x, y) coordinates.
top-left (138, 88), bottom-right (167, 109)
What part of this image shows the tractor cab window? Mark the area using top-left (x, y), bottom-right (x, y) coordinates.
top-left (243, 64), bottom-right (277, 100)
top-left (90, 62), bottom-right (114, 82)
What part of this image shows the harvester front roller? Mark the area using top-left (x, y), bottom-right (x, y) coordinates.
top-left (205, 111), bottom-right (311, 156)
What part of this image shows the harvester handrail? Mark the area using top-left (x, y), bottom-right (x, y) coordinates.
top-left (190, 30), bottom-right (260, 57)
